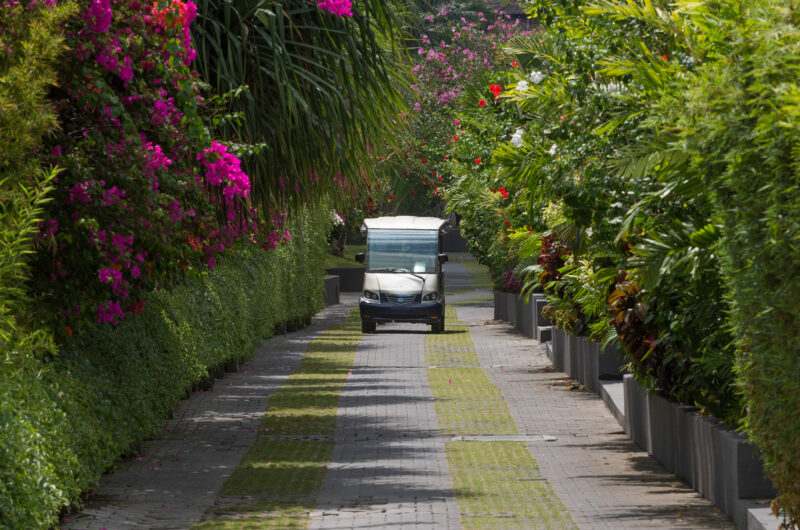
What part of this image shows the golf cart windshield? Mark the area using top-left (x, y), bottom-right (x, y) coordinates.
top-left (367, 229), bottom-right (438, 274)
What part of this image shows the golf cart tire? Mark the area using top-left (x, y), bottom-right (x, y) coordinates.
top-left (362, 320), bottom-right (376, 333)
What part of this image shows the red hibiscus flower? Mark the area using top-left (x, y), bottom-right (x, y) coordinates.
top-left (478, 99), bottom-right (486, 107)
top-left (498, 187), bottom-right (509, 198)
top-left (475, 157), bottom-right (482, 165)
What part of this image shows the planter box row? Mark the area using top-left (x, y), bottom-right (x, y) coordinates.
top-left (493, 291), bottom-right (625, 394)
top-left (549, 327), bottom-right (625, 394)
top-left (492, 291), bottom-right (777, 529)
top-left (493, 291), bottom-right (552, 342)
top-left (623, 374), bottom-right (775, 529)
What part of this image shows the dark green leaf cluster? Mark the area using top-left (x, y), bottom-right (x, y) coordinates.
top-left (191, 0), bottom-right (409, 211)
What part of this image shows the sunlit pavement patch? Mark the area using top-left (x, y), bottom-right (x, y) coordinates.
top-left (195, 310), bottom-right (362, 529)
top-left (425, 304), bottom-right (575, 528)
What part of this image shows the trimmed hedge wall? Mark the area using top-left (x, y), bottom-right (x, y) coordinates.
top-left (0, 207), bottom-right (328, 529)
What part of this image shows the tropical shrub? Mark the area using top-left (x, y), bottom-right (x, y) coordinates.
top-left (440, 0), bottom-right (800, 522)
top-left (0, 207), bottom-right (329, 528)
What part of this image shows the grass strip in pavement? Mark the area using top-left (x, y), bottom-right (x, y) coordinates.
top-left (426, 305), bottom-right (516, 435)
top-left (446, 441), bottom-right (576, 529)
top-left (195, 309), bottom-right (361, 529)
top-left (428, 305), bottom-right (575, 528)
top-left (453, 255), bottom-right (493, 289)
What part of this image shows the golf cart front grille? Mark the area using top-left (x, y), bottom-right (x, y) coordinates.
top-left (384, 293), bottom-right (417, 304)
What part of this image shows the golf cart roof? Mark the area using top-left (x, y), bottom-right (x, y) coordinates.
top-left (363, 216), bottom-right (449, 231)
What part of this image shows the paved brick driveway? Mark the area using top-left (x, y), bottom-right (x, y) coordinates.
top-left (64, 257), bottom-right (733, 529)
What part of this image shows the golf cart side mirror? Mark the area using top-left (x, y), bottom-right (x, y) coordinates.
top-left (438, 253), bottom-right (449, 264)
top-left (355, 252), bottom-right (365, 263)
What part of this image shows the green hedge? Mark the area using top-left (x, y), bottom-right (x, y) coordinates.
top-left (0, 206), bottom-right (329, 529)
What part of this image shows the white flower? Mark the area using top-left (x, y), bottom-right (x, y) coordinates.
top-left (516, 80), bottom-right (529, 92)
top-left (548, 143), bottom-right (557, 156)
top-left (330, 211), bottom-right (344, 226)
top-left (530, 70), bottom-right (545, 84)
top-left (510, 128), bottom-right (524, 148)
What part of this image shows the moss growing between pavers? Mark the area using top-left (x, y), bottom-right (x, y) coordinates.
top-left (427, 301), bottom-right (575, 528)
top-left (261, 311), bottom-right (361, 435)
top-left (194, 503), bottom-right (310, 529)
top-left (195, 310), bottom-right (361, 529)
top-left (221, 440), bottom-right (334, 496)
top-left (425, 308), bottom-right (516, 435)
top-left (454, 255), bottom-right (493, 289)
top-left (428, 367), bottom-right (517, 435)
top-left (446, 441), bottom-right (576, 529)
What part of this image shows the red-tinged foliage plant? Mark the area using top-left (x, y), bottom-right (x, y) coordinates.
top-left (537, 234), bottom-right (569, 287)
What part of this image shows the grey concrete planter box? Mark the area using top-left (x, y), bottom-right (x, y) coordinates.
top-left (623, 374), bottom-right (650, 451)
top-left (565, 334), bottom-right (579, 379)
top-left (324, 267), bottom-right (364, 292)
top-left (323, 275), bottom-right (340, 306)
top-left (493, 291), bottom-right (504, 320)
top-left (552, 327), bottom-right (565, 371)
top-left (517, 296), bottom-right (534, 338)
top-left (582, 340), bottom-right (600, 393)
top-left (507, 294), bottom-right (518, 327)
top-left (647, 393), bottom-right (679, 473)
top-left (536, 325), bottom-right (552, 343)
top-left (533, 294), bottom-right (550, 328)
top-left (599, 343), bottom-right (624, 380)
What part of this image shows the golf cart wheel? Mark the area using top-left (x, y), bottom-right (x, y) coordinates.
top-left (361, 320), bottom-right (376, 333)
top-left (431, 321), bottom-right (443, 334)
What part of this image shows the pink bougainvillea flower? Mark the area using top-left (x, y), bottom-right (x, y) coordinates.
top-left (453, 119), bottom-right (461, 126)
top-left (478, 99), bottom-right (487, 107)
top-left (84, 0), bottom-right (112, 33)
top-left (316, 0), bottom-right (353, 17)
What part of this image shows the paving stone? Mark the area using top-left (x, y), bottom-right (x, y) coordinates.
top-left (63, 258), bottom-right (737, 530)
top-left (459, 304), bottom-right (736, 530)
top-left (61, 300), bottom-right (354, 530)
top-left (309, 322), bottom-right (461, 529)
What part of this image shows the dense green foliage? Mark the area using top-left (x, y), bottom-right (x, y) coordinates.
top-left (0, 207), bottom-right (329, 528)
top-left (0, 0), bottom-right (74, 349)
top-left (429, 0), bottom-right (800, 522)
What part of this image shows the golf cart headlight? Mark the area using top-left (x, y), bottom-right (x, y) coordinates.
top-left (363, 290), bottom-right (379, 301)
top-left (423, 291), bottom-right (440, 301)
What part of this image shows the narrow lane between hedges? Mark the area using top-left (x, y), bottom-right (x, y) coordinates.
top-left (63, 255), bottom-right (736, 529)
